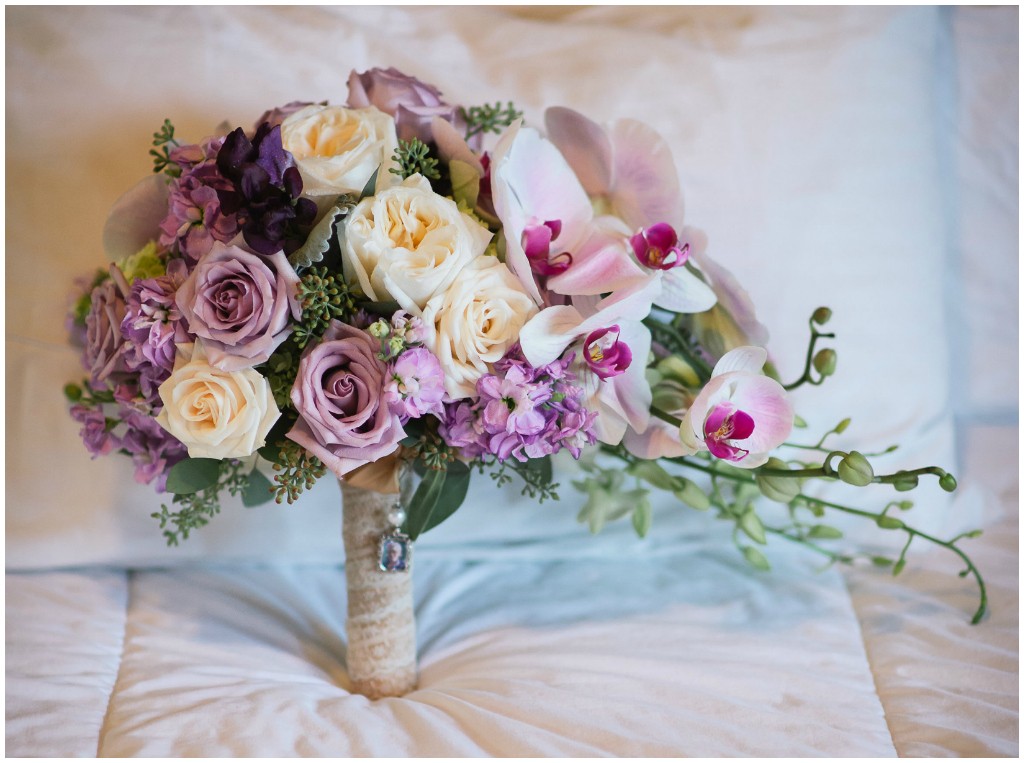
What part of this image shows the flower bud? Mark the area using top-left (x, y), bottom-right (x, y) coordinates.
top-left (838, 450), bottom-right (874, 486)
top-left (656, 355), bottom-right (701, 387)
top-left (367, 319), bottom-right (390, 339)
top-left (892, 471), bottom-right (919, 491)
top-left (63, 383), bottom-right (84, 402)
top-left (939, 473), bottom-right (958, 492)
top-left (812, 306), bottom-right (832, 325)
top-left (813, 348), bottom-right (837, 377)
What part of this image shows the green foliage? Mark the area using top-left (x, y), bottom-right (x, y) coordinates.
top-left (403, 459), bottom-right (471, 541)
top-left (150, 118), bottom-right (181, 178)
top-left (164, 458), bottom-right (221, 494)
top-left (265, 439), bottom-right (327, 504)
top-left (390, 138), bottom-right (441, 181)
top-left (460, 101), bottom-right (523, 139)
top-left (261, 342), bottom-right (300, 410)
top-left (294, 266), bottom-right (359, 349)
top-left (488, 455), bottom-right (560, 503)
top-left (152, 459), bottom-right (250, 546)
top-left (71, 269), bottom-right (110, 327)
top-left (573, 467), bottom-right (650, 535)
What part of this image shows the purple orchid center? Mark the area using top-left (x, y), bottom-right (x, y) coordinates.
top-left (523, 219), bottom-right (573, 276)
top-left (703, 403), bottom-right (756, 462)
top-left (582, 325), bottom-right (633, 379)
top-left (629, 222), bottom-right (690, 271)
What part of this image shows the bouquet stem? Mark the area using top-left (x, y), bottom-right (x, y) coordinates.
top-left (340, 482), bottom-right (418, 698)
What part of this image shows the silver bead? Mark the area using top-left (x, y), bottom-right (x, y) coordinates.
top-left (387, 505), bottom-right (407, 528)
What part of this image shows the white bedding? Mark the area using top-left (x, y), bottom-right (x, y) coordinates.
top-left (5, 5), bottom-right (1018, 757)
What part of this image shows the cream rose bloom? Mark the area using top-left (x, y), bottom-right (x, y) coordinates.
top-left (281, 104), bottom-right (398, 197)
top-left (156, 342), bottom-right (279, 459)
top-left (422, 256), bottom-right (539, 399)
top-left (342, 174), bottom-right (493, 312)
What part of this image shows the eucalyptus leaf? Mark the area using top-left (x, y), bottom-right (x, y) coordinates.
top-left (523, 455), bottom-right (553, 486)
top-left (242, 468), bottom-right (274, 507)
top-left (359, 167), bottom-right (380, 199)
top-left (165, 458), bottom-right (221, 495)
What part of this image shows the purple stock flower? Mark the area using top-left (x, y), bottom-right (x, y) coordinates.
top-left (118, 406), bottom-right (188, 491)
top-left (439, 345), bottom-right (598, 463)
top-left (121, 258), bottom-right (190, 402)
top-left (159, 137), bottom-right (238, 264)
top-left (216, 123), bottom-right (317, 256)
top-left (384, 347), bottom-right (447, 421)
top-left (70, 404), bottom-right (119, 458)
top-left (346, 67), bottom-right (466, 145)
top-left (175, 242), bottom-right (300, 371)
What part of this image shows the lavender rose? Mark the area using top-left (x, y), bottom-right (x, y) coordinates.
top-left (84, 266), bottom-right (131, 386)
top-left (287, 320), bottom-right (405, 479)
top-left (346, 67), bottom-right (464, 145)
top-left (175, 242), bottom-right (301, 371)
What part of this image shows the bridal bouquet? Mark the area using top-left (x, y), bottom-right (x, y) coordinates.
top-left (65, 67), bottom-right (985, 696)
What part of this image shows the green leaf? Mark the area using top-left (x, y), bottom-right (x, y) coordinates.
top-left (807, 524), bottom-right (844, 540)
top-left (288, 203), bottom-right (349, 270)
top-left (403, 466), bottom-right (447, 541)
top-left (242, 468), bottom-right (274, 508)
top-left (673, 480), bottom-right (711, 511)
top-left (165, 458), bottom-right (221, 495)
top-left (631, 500), bottom-right (653, 538)
top-left (359, 167), bottom-right (380, 199)
top-left (739, 510), bottom-right (767, 544)
top-left (743, 546), bottom-right (771, 571)
top-left (415, 459), bottom-right (471, 537)
top-left (449, 159), bottom-right (481, 210)
top-left (523, 454), bottom-right (553, 486)
top-left (627, 461), bottom-right (679, 491)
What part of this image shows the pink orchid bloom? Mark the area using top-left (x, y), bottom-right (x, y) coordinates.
top-left (578, 319), bottom-right (653, 445)
top-left (490, 121), bottom-right (594, 305)
top-left (678, 347), bottom-right (794, 468)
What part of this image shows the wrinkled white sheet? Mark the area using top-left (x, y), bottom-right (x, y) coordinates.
top-left (5, 5), bottom-right (1018, 758)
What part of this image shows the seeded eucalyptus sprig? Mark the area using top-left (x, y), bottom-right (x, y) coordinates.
top-left (390, 138), bottom-right (441, 181)
top-left (460, 101), bottom-right (523, 139)
top-left (294, 266), bottom-right (359, 348)
top-left (150, 118), bottom-right (181, 178)
top-left (263, 440), bottom-right (328, 504)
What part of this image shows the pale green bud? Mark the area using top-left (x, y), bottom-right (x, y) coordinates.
top-left (812, 306), bottom-right (832, 325)
top-left (838, 451), bottom-right (874, 486)
top-left (813, 348), bottom-right (837, 377)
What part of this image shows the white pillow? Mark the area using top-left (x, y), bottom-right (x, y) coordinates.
top-left (6, 6), bottom-right (959, 569)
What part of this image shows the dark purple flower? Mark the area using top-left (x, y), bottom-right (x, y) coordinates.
top-left (216, 123), bottom-right (317, 256)
top-left (347, 67), bottom-right (465, 145)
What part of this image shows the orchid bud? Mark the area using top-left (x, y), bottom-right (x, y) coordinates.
top-left (891, 471), bottom-right (919, 491)
top-left (813, 348), bottom-right (837, 377)
top-left (657, 355), bottom-right (701, 387)
top-left (939, 473), bottom-right (958, 492)
top-left (64, 383), bottom-right (84, 402)
top-left (812, 306), bottom-right (832, 325)
top-left (838, 451), bottom-right (873, 486)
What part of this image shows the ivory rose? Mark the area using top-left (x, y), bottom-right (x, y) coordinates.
top-left (421, 256), bottom-right (538, 399)
top-left (280, 104), bottom-right (398, 197)
top-left (342, 174), bottom-right (492, 312)
top-left (156, 342), bottom-right (280, 459)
